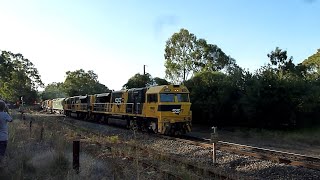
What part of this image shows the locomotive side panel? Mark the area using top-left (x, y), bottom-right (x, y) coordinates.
top-left (111, 90), bottom-right (128, 114)
top-left (127, 88), bottom-right (147, 115)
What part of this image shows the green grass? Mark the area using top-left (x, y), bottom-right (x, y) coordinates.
top-left (0, 112), bottom-right (117, 179)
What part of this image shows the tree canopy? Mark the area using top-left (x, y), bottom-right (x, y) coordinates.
top-left (0, 50), bottom-right (43, 103)
top-left (266, 47), bottom-right (296, 78)
top-left (41, 82), bottom-right (66, 100)
top-left (302, 49), bottom-right (320, 79)
top-left (153, 77), bottom-right (169, 86)
top-left (63, 69), bottom-right (109, 96)
top-left (164, 28), bottom-right (234, 84)
top-left (123, 73), bottom-right (169, 89)
top-left (184, 45), bottom-right (320, 128)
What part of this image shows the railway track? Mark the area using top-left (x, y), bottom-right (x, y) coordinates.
top-left (160, 134), bottom-right (320, 171)
top-left (30, 112), bottom-right (320, 174)
top-left (62, 112), bottom-right (320, 171)
top-left (37, 113), bottom-right (233, 179)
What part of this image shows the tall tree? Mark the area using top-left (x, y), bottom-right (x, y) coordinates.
top-left (0, 50), bottom-right (43, 103)
top-left (193, 39), bottom-right (235, 72)
top-left (63, 69), bottom-right (108, 96)
top-left (267, 47), bottom-right (295, 78)
top-left (164, 28), bottom-right (234, 84)
top-left (302, 49), bottom-right (320, 79)
top-left (164, 28), bottom-right (197, 83)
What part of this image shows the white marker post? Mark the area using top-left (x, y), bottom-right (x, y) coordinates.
top-left (211, 126), bottom-right (218, 164)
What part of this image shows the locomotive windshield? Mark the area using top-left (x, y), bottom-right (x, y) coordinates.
top-left (160, 93), bottom-right (175, 102)
top-left (177, 93), bottom-right (189, 102)
top-left (160, 93), bottom-right (190, 102)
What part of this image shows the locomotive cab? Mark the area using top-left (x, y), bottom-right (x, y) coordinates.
top-left (145, 85), bottom-right (192, 135)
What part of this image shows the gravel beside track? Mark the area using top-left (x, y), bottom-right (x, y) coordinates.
top-left (34, 113), bottom-right (320, 179)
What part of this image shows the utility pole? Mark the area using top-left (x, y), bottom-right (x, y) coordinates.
top-left (183, 58), bottom-right (186, 84)
top-left (21, 96), bottom-right (24, 107)
top-left (183, 68), bottom-right (186, 83)
top-left (143, 65), bottom-right (146, 75)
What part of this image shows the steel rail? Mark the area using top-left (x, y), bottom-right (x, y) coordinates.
top-left (162, 135), bottom-right (320, 170)
top-left (35, 112), bottom-right (320, 171)
top-left (41, 114), bottom-right (233, 179)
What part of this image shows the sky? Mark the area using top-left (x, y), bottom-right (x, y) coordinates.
top-left (0, 0), bottom-right (319, 90)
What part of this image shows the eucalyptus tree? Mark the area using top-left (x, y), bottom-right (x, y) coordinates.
top-left (164, 28), bottom-right (234, 84)
top-left (0, 50), bottom-right (43, 103)
top-left (302, 49), bottom-right (320, 79)
top-left (63, 69), bottom-right (108, 96)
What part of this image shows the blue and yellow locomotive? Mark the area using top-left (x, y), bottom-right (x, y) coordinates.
top-left (46, 84), bottom-right (192, 135)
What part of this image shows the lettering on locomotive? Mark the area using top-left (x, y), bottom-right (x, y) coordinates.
top-left (172, 109), bottom-right (181, 114)
top-left (114, 97), bottom-right (122, 104)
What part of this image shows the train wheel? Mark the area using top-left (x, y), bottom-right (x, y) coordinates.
top-left (149, 121), bottom-right (158, 133)
top-left (104, 116), bottom-right (109, 124)
top-left (130, 119), bottom-right (138, 130)
top-left (174, 130), bottom-right (182, 136)
top-left (126, 118), bottom-right (132, 129)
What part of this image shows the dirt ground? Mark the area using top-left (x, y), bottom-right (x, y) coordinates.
top-left (188, 124), bottom-right (320, 158)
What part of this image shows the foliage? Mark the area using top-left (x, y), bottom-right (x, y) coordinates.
top-left (0, 50), bottom-right (43, 104)
top-left (185, 69), bottom-right (245, 126)
top-left (153, 77), bottom-right (169, 86)
top-left (123, 73), bottom-right (169, 89)
top-left (164, 28), bottom-right (234, 84)
top-left (267, 47), bottom-right (296, 78)
top-left (185, 46), bottom-right (320, 129)
top-left (63, 69), bottom-right (109, 96)
top-left (123, 73), bottom-right (153, 89)
top-left (164, 29), bottom-right (197, 83)
top-left (302, 49), bottom-right (320, 79)
top-left (193, 39), bottom-right (235, 72)
top-left (41, 82), bottom-right (67, 100)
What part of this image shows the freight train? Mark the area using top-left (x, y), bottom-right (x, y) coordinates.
top-left (42, 85), bottom-right (192, 135)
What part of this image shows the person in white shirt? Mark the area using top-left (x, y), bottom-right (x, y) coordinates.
top-left (0, 100), bottom-right (12, 158)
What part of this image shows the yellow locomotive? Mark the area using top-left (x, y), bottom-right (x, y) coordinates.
top-left (62, 84), bottom-right (192, 135)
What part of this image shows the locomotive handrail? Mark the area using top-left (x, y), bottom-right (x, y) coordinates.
top-left (93, 103), bottom-right (112, 112)
top-left (66, 102), bottom-right (142, 114)
top-left (92, 102), bottom-right (141, 114)
top-left (93, 102), bottom-right (135, 105)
